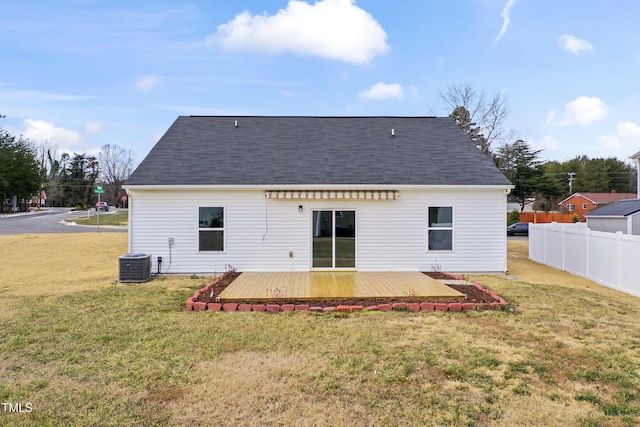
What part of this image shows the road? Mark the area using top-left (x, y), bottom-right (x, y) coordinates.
top-left (0, 208), bottom-right (126, 236)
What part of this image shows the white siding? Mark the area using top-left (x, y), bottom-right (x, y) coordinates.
top-left (586, 217), bottom-right (627, 234)
top-left (632, 214), bottom-right (640, 235)
top-left (128, 188), bottom-right (508, 274)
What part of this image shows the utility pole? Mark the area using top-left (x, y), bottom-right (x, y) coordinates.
top-left (568, 172), bottom-right (576, 194)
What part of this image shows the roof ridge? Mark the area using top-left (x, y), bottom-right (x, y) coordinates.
top-left (187, 115), bottom-right (441, 119)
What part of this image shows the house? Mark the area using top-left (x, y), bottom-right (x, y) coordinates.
top-left (585, 199), bottom-right (640, 235)
top-left (558, 191), bottom-right (637, 218)
top-left (123, 116), bottom-right (513, 274)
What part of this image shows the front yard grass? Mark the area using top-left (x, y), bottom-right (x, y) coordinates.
top-left (1, 236), bottom-right (639, 426)
top-left (68, 210), bottom-right (128, 227)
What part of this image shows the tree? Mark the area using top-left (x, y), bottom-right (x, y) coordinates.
top-left (573, 159), bottom-right (610, 193)
top-left (440, 83), bottom-right (512, 154)
top-left (98, 144), bottom-right (135, 207)
top-left (0, 126), bottom-right (41, 213)
top-left (59, 153), bottom-right (99, 207)
top-left (547, 156), bottom-right (636, 196)
top-left (449, 106), bottom-right (488, 153)
top-left (495, 140), bottom-right (561, 211)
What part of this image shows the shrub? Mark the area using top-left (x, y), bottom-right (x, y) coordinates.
top-left (508, 209), bottom-right (520, 226)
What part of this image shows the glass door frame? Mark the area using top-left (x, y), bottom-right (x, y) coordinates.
top-left (311, 209), bottom-right (357, 270)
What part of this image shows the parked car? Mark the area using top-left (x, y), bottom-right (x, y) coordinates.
top-left (95, 202), bottom-right (109, 211)
top-left (507, 222), bottom-right (529, 236)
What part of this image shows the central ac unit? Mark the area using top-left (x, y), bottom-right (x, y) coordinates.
top-left (119, 253), bottom-right (151, 283)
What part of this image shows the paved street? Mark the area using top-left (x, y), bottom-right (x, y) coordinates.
top-left (0, 208), bottom-right (126, 236)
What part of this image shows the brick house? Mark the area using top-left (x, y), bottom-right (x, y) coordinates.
top-left (558, 191), bottom-right (637, 219)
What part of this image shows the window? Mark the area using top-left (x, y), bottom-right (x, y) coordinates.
top-left (199, 207), bottom-right (224, 251)
top-left (428, 207), bottom-right (453, 251)
top-left (567, 204), bottom-right (575, 212)
top-left (582, 204), bottom-right (587, 210)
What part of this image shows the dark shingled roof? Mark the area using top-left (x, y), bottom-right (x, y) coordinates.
top-left (125, 116), bottom-right (512, 187)
top-left (585, 199), bottom-right (640, 217)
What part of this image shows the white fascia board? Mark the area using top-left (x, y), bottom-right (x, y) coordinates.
top-left (123, 184), bottom-right (514, 191)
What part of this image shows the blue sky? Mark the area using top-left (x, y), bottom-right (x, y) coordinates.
top-left (1, 0), bottom-right (640, 166)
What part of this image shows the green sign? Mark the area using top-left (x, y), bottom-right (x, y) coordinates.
top-left (94, 186), bottom-right (105, 194)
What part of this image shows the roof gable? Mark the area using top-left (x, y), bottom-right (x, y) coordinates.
top-left (126, 116), bottom-right (512, 187)
top-left (559, 192), bottom-right (638, 205)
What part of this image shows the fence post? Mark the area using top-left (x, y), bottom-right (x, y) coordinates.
top-left (616, 231), bottom-right (623, 289)
top-left (542, 224), bottom-right (548, 264)
top-left (555, 222), bottom-right (566, 270)
top-left (585, 227), bottom-right (590, 278)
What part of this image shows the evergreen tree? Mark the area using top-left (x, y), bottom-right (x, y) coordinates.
top-left (0, 125), bottom-right (41, 212)
top-left (495, 140), bottom-right (561, 211)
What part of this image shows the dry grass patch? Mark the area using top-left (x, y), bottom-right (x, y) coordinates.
top-left (0, 233), bottom-right (127, 296)
top-left (169, 351), bottom-right (351, 426)
top-left (0, 233), bottom-right (210, 297)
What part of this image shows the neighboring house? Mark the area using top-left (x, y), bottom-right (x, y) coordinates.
top-left (123, 116), bottom-right (513, 274)
top-left (558, 192), bottom-right (637, 218)
top-left (585, 199), bottom-right (640, 235)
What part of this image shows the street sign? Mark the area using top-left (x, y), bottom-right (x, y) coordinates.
top-left (94, 186), bottom-right (105, 194)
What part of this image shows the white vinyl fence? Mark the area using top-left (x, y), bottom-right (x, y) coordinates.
top-left (529, 223), bottom-right (640, 298)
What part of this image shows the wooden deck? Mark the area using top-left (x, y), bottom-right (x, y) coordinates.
top-left (218, 272), bottom-right (464, 302)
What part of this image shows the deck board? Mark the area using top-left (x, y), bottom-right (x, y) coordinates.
top-left (219, 272), bottom-right (464, 302)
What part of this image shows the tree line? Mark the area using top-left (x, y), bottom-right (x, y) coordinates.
top-left (441, 84), bottom-right (637, 212)
top-left (0, 117), bottom-right (134, 213)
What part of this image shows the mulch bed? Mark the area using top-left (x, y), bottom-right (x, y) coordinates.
top-left (192, 271), bottom-right (500, 308)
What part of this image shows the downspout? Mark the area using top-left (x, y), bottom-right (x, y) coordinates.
top-left (126, 189), bottom-right (133, 253)
top-left (636, 157), bottom-right (640, 199)
top-left (504, 186), bottom-right (513, 273)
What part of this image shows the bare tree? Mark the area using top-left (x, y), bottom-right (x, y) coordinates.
top-left (440, 83), bottom-right (513, 154)
top-left (98, 144), bottom-right (135, 207)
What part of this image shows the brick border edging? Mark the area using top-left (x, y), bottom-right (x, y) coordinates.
top-left (185, 272), bottom-right (508, 313)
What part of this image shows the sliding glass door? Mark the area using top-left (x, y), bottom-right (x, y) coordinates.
top-left (312, 210), bottom-right (356, 268)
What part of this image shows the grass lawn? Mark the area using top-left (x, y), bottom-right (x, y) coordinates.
top-left (1, 235), bottom-right (640, 426)
top-left (67, 210), bottom-right (128, 227)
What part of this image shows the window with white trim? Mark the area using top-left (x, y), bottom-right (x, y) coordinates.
top-left (567, 204), bottom-right (575, 212)
top-left (428, 207), bottom-right (453, 251)
top-left (582, 204), bottom-right (587, 210)
top-left (199, 207), bottom-right (224, 251)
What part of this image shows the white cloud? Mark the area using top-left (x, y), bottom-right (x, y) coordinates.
top-left (146, 131), bottom-right (165, 146)
top-left (208, 0), bottom-right (389, 64)
top-left (358, 82), bottom-right (404, 100)
top-left (601, 134), bottom-right (622, 150)
top-left (492, 0), bottom-right (517, 47)
top-left (532, 135), bottom-right (559, 152)
top-left (557, 34), bottom-right (593, 54)
top-left (20, 119), bottom-right (81, 147)
top-left (546, 96), bottom-right (606, 126)
top-left (618, 121), bottom-right (640, 138)
top-left (84, 121), bottom-right (103, 134)
top-left (136, 74), bottom-right (160, 92)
